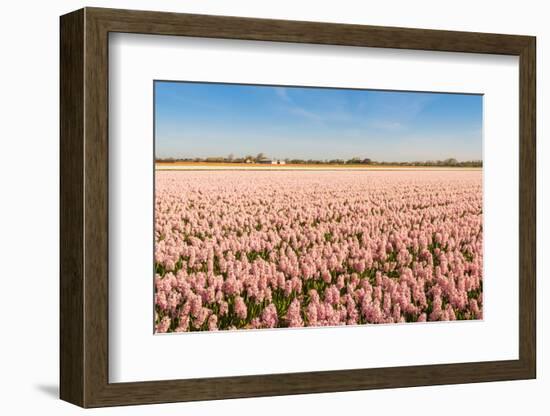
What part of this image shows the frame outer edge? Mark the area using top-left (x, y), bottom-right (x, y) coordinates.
top-left (60, 8), bottom-right (86, 407)
top-left (519, 37), bottom-right (536, 378)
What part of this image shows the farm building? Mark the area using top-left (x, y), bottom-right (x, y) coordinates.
top-left (258, 158), bottom-right (286, 165)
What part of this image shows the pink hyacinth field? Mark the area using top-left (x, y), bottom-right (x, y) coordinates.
top-left (154, 169), bottom-right (483, 333)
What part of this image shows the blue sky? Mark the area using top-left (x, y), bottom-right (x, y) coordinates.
top-left (154, 81), bottom-right (482, 162)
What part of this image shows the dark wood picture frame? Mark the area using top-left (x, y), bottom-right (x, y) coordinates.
top-left (60, 7), bottom-right (536, 408)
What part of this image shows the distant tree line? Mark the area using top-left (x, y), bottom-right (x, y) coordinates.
top-left (155, 154), bottom-right (482, 167)
top-left (370, 158), bottom-right (482, 167)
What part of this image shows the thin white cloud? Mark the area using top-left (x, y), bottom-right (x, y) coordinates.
top-left (274, 87), bottom-right (292, 102)
top-left (288, 106), bottom-right (323, 122)
top-left (275, 87), bottom-right (353, 124)
top-left (368, 120), bottom-right (403, 131)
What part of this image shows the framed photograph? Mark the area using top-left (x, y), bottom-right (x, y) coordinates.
top-left (60, 7), bottom-right (536, 408)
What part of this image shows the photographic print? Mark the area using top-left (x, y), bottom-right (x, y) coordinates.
top-left (154, 81), bottom-right (483, 333)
